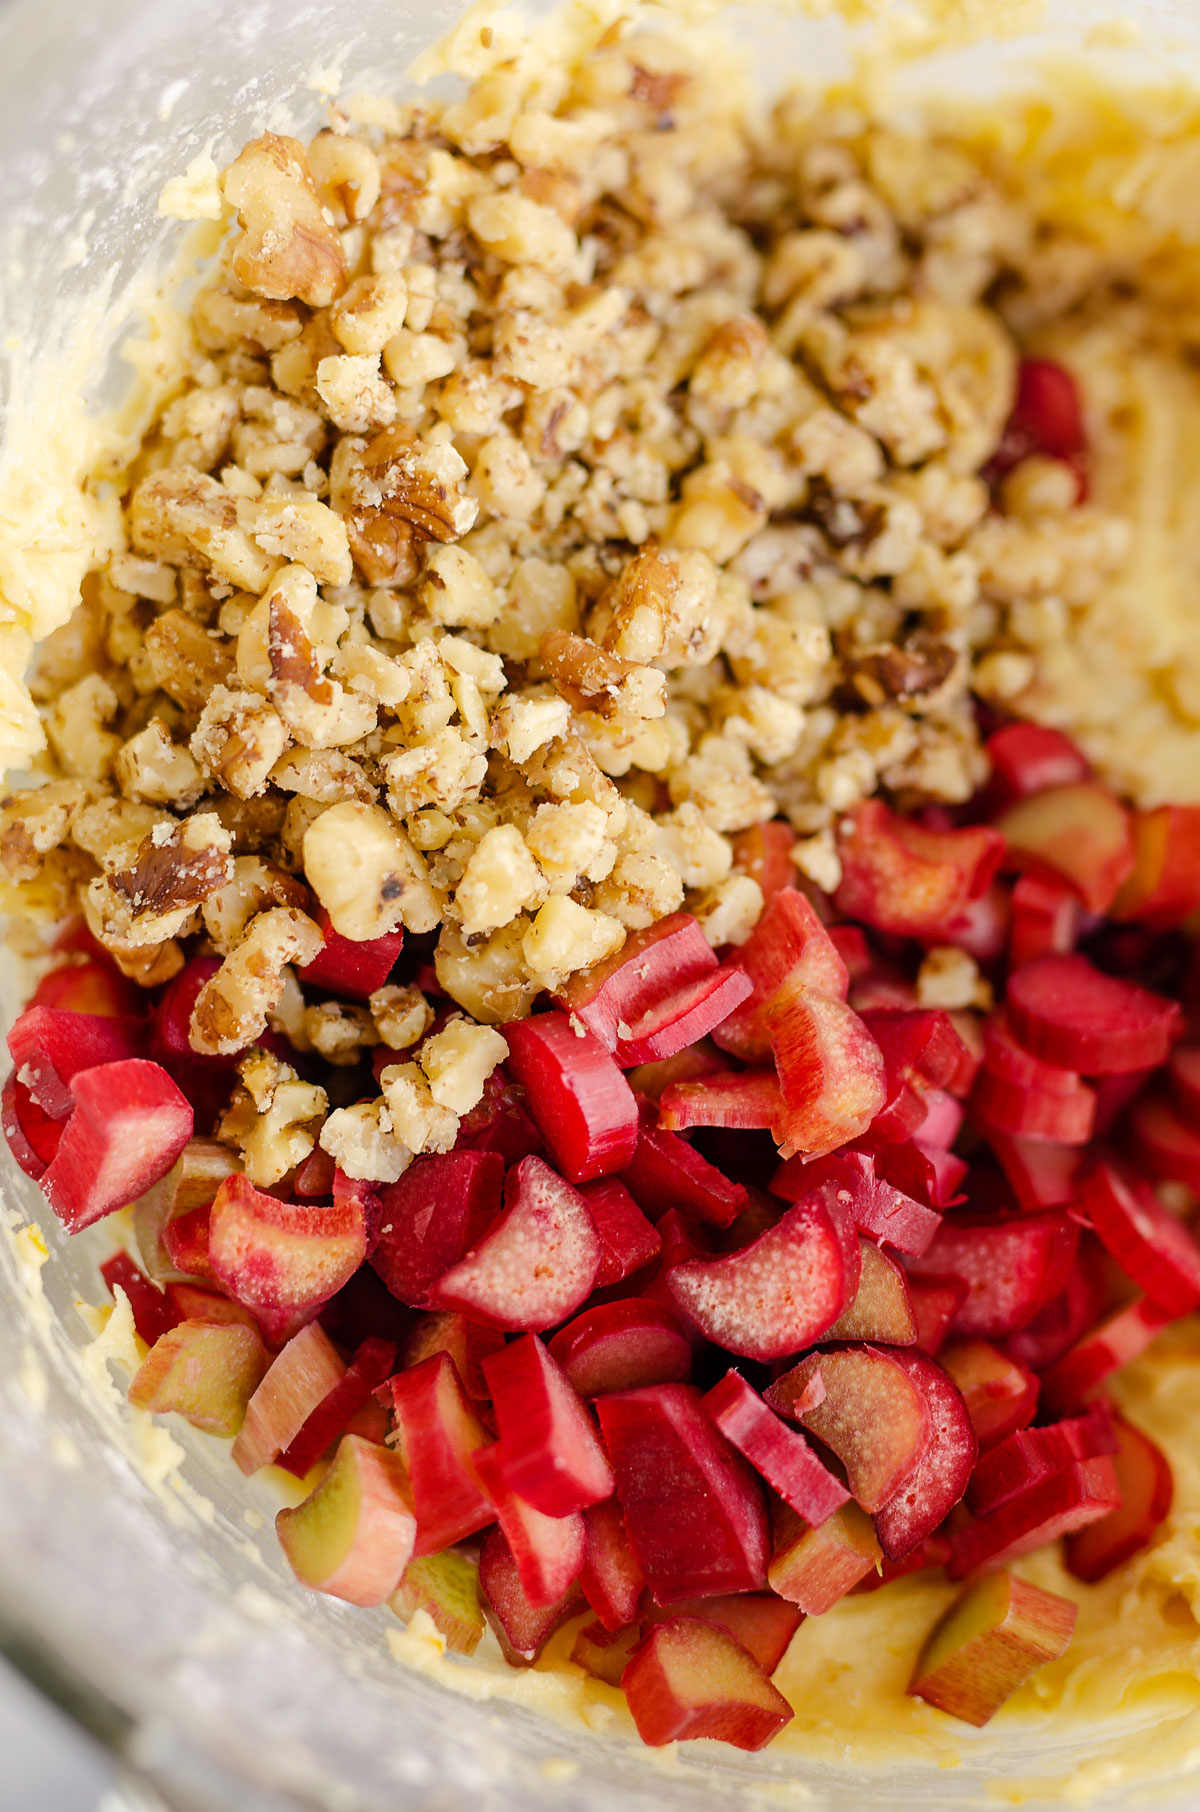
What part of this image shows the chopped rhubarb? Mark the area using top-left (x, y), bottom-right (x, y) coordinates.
top-left (835, 799), bottom-right (1004, 940)
top-left (41, 1060), bottom-right (194, 1234)
top-left (233, 1320), bottom-right (347, 1475)
top-left (163, 1204), bottom-right (214, 1280)
top-left (100, 1251), bottom-right (178, 1348)
top-left (299, 908), bottom-right (404, 999)
top-left (433, 1154), bottom-right (600, 1331)
top-left (2, 1073), bottom-right (62, 1179)
top-left (988, 1131), bottom-right (1081, 1210)
top-left (967, 1403), bottom-right (1118, 1517)
top-left (644, 1593), bottom-right (803, 1676)
top-left (400, 1311), bottom-right (504, 1402)
top-left (623, 1104), bottom-right (747, 1228)
top-left (862, 1136), bottom-right (967, 1211)
top-left (596, 1384), bottom-right (769, 1604)
top-left (1167, 1042), bottom-right (1200, 1118)
top-left (555, 913), bottom-right (717, 1052)
top-left (767, 1501), bottom-right (882, 1613)
top-left (31, 956), bottom-right (138, 1018)
top-left (277, 1336), bottom-right (398, 1479)
top-left (472, 1444), bottom-right (585, 1610)
top-left (483, 1334), bottom-right (613, 1517)
top-left (579, 1496), bottom-right (645, 1632)
top-left (503, 1011), bottom-right (638, 1183)
top-left (578, 1178), bottom-right (660, 1286)
top-left (132, 1139), bottom-right (240, 1282)
top-left (390, 1550), bottom-right (484, 1655)
top-left (161, 1283), bottom-right (261, 1330)
top-left (1111, 804), bottom-right (1200, 927)
top-left (825, 1239), bottom-right (918, 1345)
top-left (998, 782), bottom-right (1133, 913)
top-left (454, 1070), bottom-right (542, 1166)
top-left (1076, 1158), bottom-right (1200, 1316)
top-left (208, 1174), bottom-right (368, 1345)
top-left (765, 983), bottom-right (886, 1158)
top-left (1003, 1253), bottom-right (1105, 1374)
top-left (1064, 1414), bottom-right (1173, 1583)
top-left (614, 965), bottom-right (754, 1069)
top-left (973, 1054), bottom-right (1096, 1145)
top-left (1004, 358), bottom-right (1087, 462)
top-left (369, 1150), bottom-right (504, 1308)
top-left (702, 1370), bottom-right (850, 1527)
top-left (276, 1433), bottom-right (416, 1607)
top-left (772, 1149), bottom-right (943, 1257)
top-left (767, 1346), bottom-right (930, 1514)
top-left (939, 1341), bottom-right (1038, 1452)
top-left (730, 821), bottom-right (798, 902)
top-left (920, 1088), bottom-right (965, 1150)
top-left (478, 1526), bottom-right (582, 1665)
top-left (626, 1042), bottom-right (725, 1104)
top-left (667, 1192), bottom-right (859, 1362)
top-left (909, 1570), bottom-right (1077, 1727)
top-left (1009, 870), bottom-right (1082, 968)
top-left (658, 1069), bottom-right (785, 1136)
top-left (906, 1210), bottom-right (1078, 1338)
top-left (547, 1299), bottom-right (693, 1398)
top-left (947, 1453), bottom-right (1121, 1578)
top-left (571, 1619), bottom-right (641, 1686)
top-left (1039, 1295), bottom-right (1173, 1416)
top-left (1005, 953), bottom-right (1181, 1075)
top-left (873, 1348), bottom-right (977, 1561)
top-left (128, 1318), bottom-right (268, 1436)
top-left (909, 1275), bottom-right (970, 1356)
top-left (713, 888), bottom-right (849, 1062)
top-left (622, 1617), bottom-right (792, 1751)
top-left (387, 1351), bottom-right (493, 1555)
top-left (1126, 1091), bottom-right (1200, 1192)
top-left (7, 1005), bottom-right (147, 1120)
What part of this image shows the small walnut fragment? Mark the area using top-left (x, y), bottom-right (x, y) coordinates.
top-left (303, 799), bottom-right (440, 938)
top-left (540, 630), bottom-right (666, 721)
top-left (143, 610), bottom-right (234, 712)
top-left (222, 133), bottom-right (348, 309)
top-left (190, 904), bottom-right (324, 1055)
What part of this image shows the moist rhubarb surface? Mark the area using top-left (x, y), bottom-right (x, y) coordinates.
top-left (4, 9), bottom-right (1200, 1766)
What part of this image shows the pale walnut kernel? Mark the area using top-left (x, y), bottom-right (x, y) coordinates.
top-left (524, 801), bottom-right (611, 895)
top-left (229, 1051), bottom-right (329, 1187)
top-left (384, 727), bottom-right (488, 818)
top-left (492, 690), bottom-right (571, 766)
top-left (143, 611), bottom-right (234, 712)
top-left (455, 825), bottom-right (546, 936)
top-left (115, 720), bottom-right (205, 808)
top-left (44, 676), bottom-right (121, 783)
top-left (201, 854), bottom-right (310, 954)
top-left (129, 470), bottom-right (275, 592)
top-left (592, 849), bottom-right (685, 931)
top-left (421, 544), bottom-right (501, 629)
top-left (190, 905), bottom-right (324, 1055)
top-left (522, 895), bottom-right (625, 979)
top-left (239, 494), bottom-right (353, 588)
top-left (332, 274), bottom-right (410, 357)
top-left (308, 130), bottom-right (382, 225)
top-left (304, 1001), bottom-right (380, 1066)
top-left (540, 630), bottom-right (666, 722)
top-left (917, 945), bottom-right (993, 1012)
top-left (191, 688), bottom-right (290, 799)
top-left (0, 782), bottom-right (90, 884)
top-left (303, 799), bottom-right (439, 938)
top-left (655, 804), bottom-right (733, 890)
top-left (319, 1100), bottom-right (411, 1184)
top-left (419, 1018), bottom-right (509, 1115)
top-left (435, 919), bottom-right (540, 1024)
top-left (691, 873), bottom-right (764, 948)
top-left (379, 1062), bottom-right (458, 1155)
top-left (222, 133), bottom-right (347, 309)
top-left (316, 355), bottom-right (398, 435)
top-left (370, 983), bottom-right (434, 1050)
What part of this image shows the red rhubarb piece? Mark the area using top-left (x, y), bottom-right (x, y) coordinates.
top-left (1077, 1158), bottom-right (1200, 1316)
top-left (400, 1311), bottom-right (505, 1402)
top-left (767, 1501), bottom-right (882, 1613)
top-left (555, 913), bottom-right (716, 1051)
top-left (433, 1154), bottom-right (600, 1331)
top-left (920, 1088), bottom-right (965, 1150)
top-left (989, 1131), bottom-right (1081, 1210)
top-left (730, 821), bottom-right (797, 903)
top-left (299, 908), bottom-right (403, 1000)
top-left (1038, 1296), bottom-right (1173, 1416)
top-left (1007, 953), bottom-right (1181, 1074)
top-left (939, 1341), bottom-right (1038, 1451)
top-left (1167, 1043), bottom-right (1200, 1118)
top-left (1111, 804), bottom-right (1200, 927)
top-left (503, 1011), bottom-right (637, 1183)
top-left (2, 1073), bottom-right (63, 1178)
top-left (571, 1620), bottom-right (641, 1686)
top-left (622, 1101), bottom-right (747, 1227)
top-left (7, 1005), bottom-right (147, 1120)
top-left (472, 1443), bottom-right (585, 1609)
top-left (369, 1150), bottom-right (504, 1309)
top-left (477, 1527), bottom-right (582, 1665)
top-left (387, 1351), bottom-right (493, 1555)
top-left (947, 1453), bottom-right (1121, 1579)
top-left (277, 1336), bottom-right (398, 1479)
top-left (163, 1281), bottom-right (258, 1329)
top-left (644, 1592), bottom-right (804, 1675)
top-left (713, 888), bottom-right (849, 1063)
top-left (773, 1148), bottom-right (943, 1257)
top-left (1065, 1414), bottom-right (1173, 1583)
top-left (1009, 870), bottom-right (1082, 967)
top-left (767, 1345), bottom-right (930, 1514)
top-left (1003, 1253), bottom-right (1105, 1374)
top-left (658, 1069), bottom-right (784, 1135)
top-left (207, 1173), bottom-right (368, 1345)
top-left (862, 1136), bottom-right (967, 1211)
top-left (621, 1617), bottom-right (792, 1751)
top-left (1007, 358), bottom-right (1087, 461)
top-left (909, 1275), bottom-right (969, 1356)
top-left (454, 1071), bottom-right (542, 1166)
top-left (825, 1239), bottom-right (918, 1344)
top-left (162, 1204), bottom-right (214, 1280)
top-left (835, 799), bottom-right (1004, 940)
top-left (908, 1569), bottom-right (1078, 1728)
top-left (41, 1060), bottom-right (193, 1234)
top-left (100, 1251), bottom-right (177, 1348)
top-left (626, 1042), bottom-right (725, 1104)
top-left (765, 983), bottom-right (886, 1158)
top-left (614, 965), bottom-right (754, 1069)
top-left (985, 721), bottom-right (1091, 810)
top-left (997, 782), bottom-right (1134, 913)
top-left (667, 1192), bottom-right (859, 1362)
top-left (972, 1067), bottom-right (1096, 1145)
top-left (873, 1347), bottom-right (977, 1560)
top-left (483, 1334), bottom-right (613, 1518)
top-left (31, 956), bottom-right (138, 1017)
top-left (233, 1320), bottom-right (347, 1474)
top-left (547, 1299), bottom-right (692, 1398)
top-left (907, 1210), bottom-right (1077, 1338)
top-left (596, 1383), bottom-right (769, 1604)
top-left (1126, 1091), bottom-right (1200, 1192)
top-left (967, 1403), bottom-right (1117, 1516)
top-left (702, 1370), bottom-right (849, 1527)
top-left (579, 1497), bottom-right (644, 1632)
top-left (578, 1178), bottom-right (660, 1286)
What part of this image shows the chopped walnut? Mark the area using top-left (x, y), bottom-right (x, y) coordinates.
top-left (319, 1099), bottom-right (411, 1184)
top-left (143, 610), bottom-right (234, 711)
top-left (222, 133), bottom-right (347, 309)
top-left (455, 824), bottom-right (546, 936)
top-left (223, 1048), bottom-right (329, 1187)
top-left (379, 1061), bottom-right (459, 1155)
top-left (190, 905), bottom-right (323, 1055)
top-left (303, 799), bottom-right (440, 938)
top-left (191, 688), bottom-right (290, 799)
top-left (129, 470), bottom-right (275, 591)
top-left (0, 782), bottom-right (91, 883)
top-left (115, 720), bottom-right (204, 808)
top-left (419, 1017), bottom-right (509, 1115)
top-left (370, 983), bottom-right (434, 1050)
top-left (201, 854), bottom-right (310, 954)
top-left (87, 814), bottom-right (233, 950)
top-left (522, 894), bottom-right (625, 980)
top-left (917, 945), bottom-right (993, 1012)
top-left (304, 1000), bottom-right (380, 1066)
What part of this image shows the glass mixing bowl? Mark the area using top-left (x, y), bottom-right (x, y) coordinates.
top-left (2, 2), bottom-right (1200, 1806)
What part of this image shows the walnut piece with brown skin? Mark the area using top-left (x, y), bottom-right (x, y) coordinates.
top-left (222, 133), bottom-right (348, 310)
top-left (189, 904), bottom-right (324, 1055)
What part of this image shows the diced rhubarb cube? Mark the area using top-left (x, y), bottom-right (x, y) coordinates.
top-left (765, 984), bottom-right (886, 1159)
top-left (41, 1060), bottom-right (194, 1234)
top-left (939, 1341), bottom-right (1037, 1452)
top-left (767, 1346), bottom-right (929, 1514)
top-left (208, 1174), bottom-right (368, 1346)
top-left (909, 1275), bottom-right (970, 1356)
top-left (1126, 1091), bottom-right (1200, 1193)
top-left (579, 1178), bottom-right (660, 1286)
top-left (547, 1299), bottom-right (692, 1398)
top-left (985, 721), bottom-right (1091, 811)
top-left (920, 1088), bottom-right (965, 1150)
top-left (299, 908), bottom-right (403, 999)
top-left (621, 1617), bottom-right (792, 1751)
top-left (390, 1550), bottom-right (484, 1655)
top-left (998, 782), bottom-right (1134, 914)
top-left (906, 1210), bottom-right (1078, 1338)
top-left (454, 1070), bottom-right (542, 1166)
top-left (658, 1069), bottom-right (784, 1135)
top-left (276, 1433), bottom-right (416, 1607)
top-left (579, 1497), bottom-right (645, 1632)
top-left (1003, 1252), bottom-right (1105, 1374)
top-left (1111, 804), bottom-right (1200, 927)
top-left (1167, 1043), bottom-right (1200, 1118)
top-left (1, 1073), bottom-right (62, 1179)
top-left (433, 1154), bottom-right (600, 1332)
top-left (31, 955), bottom-right (139, 1018)
top-left (862, 1137), bottom-right (967, 1212)
top-left (873, 1348), bottom-right (977, 1561)
top-left (702, 1370), bottom-right (849, 1526)
top-left (472, 1444), bottom-right (585, 1610)
top-left (387, 1351), bottom-right (493, 1555)
top-left (946, 1453), bottom-right (1121, 1578)
top-left (643, 1593), bottom-right (803, 1676)
top-left (835, 800), bottom-right (1004, 940)
top-left (163, 1281), bottom-right (258, 1329)
top-left (276, 1336), bottom-right (398, 1479)
top-left (163, 1205), bottom-right (214, 1280)
top-left (128, 1318), bottom-right (268, 1436)
top-left (1064, 1414), bottom-right (1173, 1583)
top-left (1009, 871), bottom-right (1082, 968)
top-left (478, 1527), bottom-right (582, 1665)
top-left (483, 1334), bottom-right (613, 1517)
top-left (7, 1005), bottom-right (147, 1120)
top-left (967, 1403), bottom-right (1117, 1517)
top-left (571, 1619), bottom-right (642, 1686)
top-left (626, 1042), bottom-right (725, 1104)
top-left (596, 1384), bottom-right (769, 1605)
top-left (1005, 953), bottom-right (1181, 1075)
top-left (909, 1570), bottom-right (1077, 1727)
top-left (713, 888), bottom-right (849, 1063)
top-left (503, 1012), bottom-right (637, 1184)
top-left (767, 1501), bottom-right (882, 1613)
top-left (730, 821), bottom-right (797, 903)
top-left (132, 1139), bottom-right (241, 1283)
top-left (772, 1149), bottom-right (942, 1257)
top-left (622, 1101), bottom-right (747, 1228)
top-left (369, 1150), bottom-right (504, 1308)
top-left (825, 1239), bottom-right (918, 1345)
top-left (988, 1131), bottom-right (1081, 1211)
top-left (1039, 1296), bottom-right (1173, 1416)
top-left (555, 913), bottom-right (716, 1051)
top-left (233, 1320), bottom-right (347, 1475)
top-left (400, 1311), bottom-right (504, 1402)
top-left (667, 1192), bottom-right (859, 1362)
top-left (1076, 1158), bottom-right (1200, 1317)
top-left (100, 1251), bottom-right (178, 1348)
top-left (972, 1060), bottom-right (1096, 1145)
top-left (615, 966), bottom-right (754, 1069)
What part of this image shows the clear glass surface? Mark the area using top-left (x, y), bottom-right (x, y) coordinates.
top-left (2, 1), bottom-right (1200, 1806)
